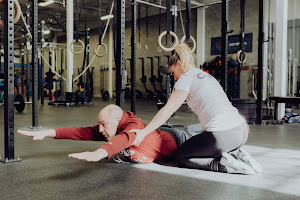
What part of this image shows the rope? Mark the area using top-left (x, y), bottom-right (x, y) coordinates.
top-left (20, 12), bottom-right (67, 81)
top-left (73, 1), bottom-right (114, 82)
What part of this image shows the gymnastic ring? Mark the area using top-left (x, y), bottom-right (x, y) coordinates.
top-left (0, 0), bottom-right (21, 28)
top-left (70, 39), bottom-right (85, 55)
top-left (157, 46), bottom-right (162, 52)
top-left (180, 35), bottom-right (196, 53)
top-left (236, 50), bottom-right (247, 64)
top-left (137, 43), bottom-right (142, 49)
top-left (158, 31), bottom-right (179, 52)
top-left (13, 0), bottom-right (21, 24)
top-left (94, 43), bottom-right (108, 57)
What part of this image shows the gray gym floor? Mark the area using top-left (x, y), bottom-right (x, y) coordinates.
top-left (0, 98), bottom-right (299, 200)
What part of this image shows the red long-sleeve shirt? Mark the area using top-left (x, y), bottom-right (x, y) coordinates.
top-left (55, 111), bottom-right (177, 163)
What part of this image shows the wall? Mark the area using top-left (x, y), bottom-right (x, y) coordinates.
top-left (57, 8), bottom-right (197, 98)
top-left (7, 0), bottom-right (299, 101)
top-left (47, 0), bottom-right (262, 99)
top-left (205, 0), bottom-right (259, 98)
top-left (269, 0), bottom-right (300, 22)
top-left (16, 0), bottom-right (257, 99)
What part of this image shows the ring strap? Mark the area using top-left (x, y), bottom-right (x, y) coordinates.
top-left (98, 0), bottom-right (103, 45)
top-left (146, 5), bottom-right (149, 38)
top-left (239, 0), bottom-right (245, 55)
top-left (185, 0), bottom-right (191, 43)
top-left (138, 3), bottom-right (141, 43)
top-left (75, 0), bottom-right (80, 41)
top-left (166, 0), bottom-right (171, 34)
top-left (158, 8), bottom-right (161, 34)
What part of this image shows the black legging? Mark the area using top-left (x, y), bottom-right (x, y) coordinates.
top-left (161, 123), bottom-right (248, 171)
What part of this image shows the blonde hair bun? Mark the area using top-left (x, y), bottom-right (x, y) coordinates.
top-left (173, 42), bottom-right (196, 72)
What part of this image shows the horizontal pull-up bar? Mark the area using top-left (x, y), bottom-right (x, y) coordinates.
top-left (177, 0), bottom-right (223, 11)
top-left (136, 0), bottom-right (171, 10)
top-left (137, 0), bottom-right (223, 13)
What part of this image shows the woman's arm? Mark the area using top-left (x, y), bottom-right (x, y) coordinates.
top-left (130, 89), bottom-right (188, 145)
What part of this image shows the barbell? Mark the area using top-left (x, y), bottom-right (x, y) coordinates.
top-left (0, 94), bottom-right (30, 113)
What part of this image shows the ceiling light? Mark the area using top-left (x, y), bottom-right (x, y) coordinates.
top-left (101, 15), bottom-right (114, 20)
top-left (44, 30), bottom-right (50, 35)
top-left (38, 0), bottom-right (54, 7)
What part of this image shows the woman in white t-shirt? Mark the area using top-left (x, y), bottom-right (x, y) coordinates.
top-left (130, 43), bottom-right (262, 175)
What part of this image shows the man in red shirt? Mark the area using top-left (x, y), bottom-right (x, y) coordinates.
top-left (18, 104), bottom-right (256, 174)
top-left (18, 104), bottom-right (181, 163)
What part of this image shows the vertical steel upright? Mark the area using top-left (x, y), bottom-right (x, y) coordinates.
top-left (256, 0), bottom-right (264, 125)
top-left (171, 0), bottom-right (177, 88)
top-left (171, 0), bottom-right (178, 42)
top-left (0, 29), bottom-right (1, 73)
top-left (116, 0), bottom-right (126, 109)
top-left (221, 0), bottom-right (229, 95)
top-left (131, 0), bottom-right (137, 114)
top-left (26, 3), bottom-right (30, 102)
top-left (166, 0), bottom-right (171, 46)
top-left (48, 35), bottom-right (53, 100)
top-left (60, 49), bottom-right (64, 100)
top-left (185, 0), bottom-right (190, 42)
top-left (86, 28), bottom-right (90, 92)
top-left (41, 20), bottom-right (45, 105)
top-left (21, 41), bottom-right (25, 96)
top-left (32, 0), bottom-right (39, 127)
top-left (3, 0), bottom-right (15, 161)
top-left (238, 0), bottom-right (245, 98)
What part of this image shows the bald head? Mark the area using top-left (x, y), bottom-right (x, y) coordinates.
top-left (97, 105), bottom-right (124, 140)
top-left (98, 104), bottom-right (123, 122)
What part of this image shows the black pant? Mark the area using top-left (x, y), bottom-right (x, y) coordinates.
top-left (161, 123), bottom-right (248, 170)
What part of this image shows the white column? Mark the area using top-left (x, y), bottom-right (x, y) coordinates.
top-left (262, 0), bottom-right (269, 100)
top-left (66, 0), bottom-right (74, 92)
top-left (291, 0), bottom-right (298, 96)
top-left (108, 23), bottom-right (113, 97)
top-left (196, 7), bottom-right (205, 67)
top-left (274, 0), bottom-right (288, 119)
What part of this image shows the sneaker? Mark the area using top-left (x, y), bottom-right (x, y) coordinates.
top-left (236, 148), bottom-right (262, 173)
top-left (220, 152), bottom-right (255, 175)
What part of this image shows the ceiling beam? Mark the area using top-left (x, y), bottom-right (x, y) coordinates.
top-left (180, 0), bottom-right (204, 6)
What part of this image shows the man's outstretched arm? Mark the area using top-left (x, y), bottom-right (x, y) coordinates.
top-left (68, 148), bottom-right (108, 162)
top-left (17, 129), bottom-right (56, 141)
top-left (18, 128), bottom-right (109, 162)
top-left (19, 126), bottom-right (103, 141)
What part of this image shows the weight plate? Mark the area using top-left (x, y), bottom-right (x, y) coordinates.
top-left (14, 94), bottom-right (25, 112)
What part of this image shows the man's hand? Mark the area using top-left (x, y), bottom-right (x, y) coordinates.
top-left (129, 129), bottom-right (148, 146)
top-left (68, 148), bottom-right (108, 162)
top-left (17, 129), bottom-right (56, 141)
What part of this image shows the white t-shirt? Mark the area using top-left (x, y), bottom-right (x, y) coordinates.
top-left (173, 68), bottom-right (246, 132)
